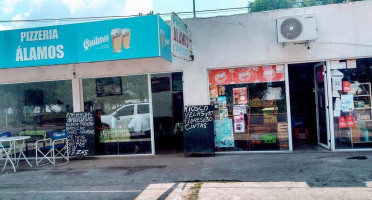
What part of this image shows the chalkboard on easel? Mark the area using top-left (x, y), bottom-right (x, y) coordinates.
top-left (183, 105), bottom-right (215, 156)
top-left (66, 112), bottom-right (95, 156)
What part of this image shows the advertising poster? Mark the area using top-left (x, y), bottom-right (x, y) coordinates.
top-left (209, 65), bottom-right (285, 86)
top-left (339, 117), bottom-right (347, 128)
top-left (233, 106), bottom-right (245, 116)
top-left (232, 68), bottom-right (255, 84)
top-left (259, 65), bottom-right (285, 83)
top-left (218, 85), bottom-right (226, 96)
top-left (217, 96), bottom-right (227, 108)
top-left (343, 81), bottom-right (351, 93)
top-left (347, 59), bottom-right (357, 69)
top-left (232, 66), bottom-right (285, 84)
top-left (233, 115), bottom-right (245, 133)
top-left (233, 106), bottom-right (245, 133)
top-left (233, 87), bottom-right (248, 105)
top-left (209, 69), bottom-right (233, 85)
top-left (214, 119), bottom-right (235, 148)
top-left (341, 94), bottom-right (354, 112)
top-left (346, 115), bottom-right (355, 127)
top-left (219, 108), bottom-right (228, 119)
top-left (210, 85), bottom-right (218, 98)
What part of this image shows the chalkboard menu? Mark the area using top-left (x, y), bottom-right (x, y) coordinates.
top-left (66, 112), bottom-right (95, 156)
top-left (183, 105), bottom-right (215, 155)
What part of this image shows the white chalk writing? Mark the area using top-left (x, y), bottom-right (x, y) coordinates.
top-left (183, 106), bottom-right (214, 131)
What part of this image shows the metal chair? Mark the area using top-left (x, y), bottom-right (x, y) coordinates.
top-left (0, 132), bottom-right (15, 171)
top-left (36, 131), bottom-right (69, 166)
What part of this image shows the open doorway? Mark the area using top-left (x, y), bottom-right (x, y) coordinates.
top-left (151, 72), bottom-right (184, 154)
top-left (288, 62), bottom-right (330, 151)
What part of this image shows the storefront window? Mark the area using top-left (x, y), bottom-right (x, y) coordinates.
top-left (82, 75), bottom-right (151, 155)
top-left (0, 80), bottom-right (73, 155)
top-left (332, 58), bottom-right (372, 149)
top-left (209, 66), bottom-right (289, 151)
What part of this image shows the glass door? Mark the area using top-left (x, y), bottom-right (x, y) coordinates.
top-left (314, 62), bottom-right (331, 149)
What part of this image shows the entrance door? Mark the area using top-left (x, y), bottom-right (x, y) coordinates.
top-left (314, 63), bottom-right (331, 149)
top-left (151, 72), bottom-right (184, 153)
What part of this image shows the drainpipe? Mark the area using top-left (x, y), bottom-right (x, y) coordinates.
top-left (193, 0), bottom-right (196, 18)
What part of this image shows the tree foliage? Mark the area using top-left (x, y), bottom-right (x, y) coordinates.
top-left (248, 0), bottom-right (362, 13)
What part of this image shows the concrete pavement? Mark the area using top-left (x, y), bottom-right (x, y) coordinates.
top-left (0, 151), bottom-right (371, 199)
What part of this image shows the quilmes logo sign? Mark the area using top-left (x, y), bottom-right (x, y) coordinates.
top-left (83, 35), bottom-right (110, 51)
top-left (171, 12), bottom-right (192, 61)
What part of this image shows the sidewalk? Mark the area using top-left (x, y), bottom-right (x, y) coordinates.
top-left (1, 151), bottom-right (371, 200)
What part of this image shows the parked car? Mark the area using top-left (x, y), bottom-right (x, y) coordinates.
top-left (100, 103), bottom-right (150, 133)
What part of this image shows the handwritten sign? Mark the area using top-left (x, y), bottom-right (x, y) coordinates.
top-left (183, 105), bottom-right (215, 155)
top-left (66, 112), bottom-right (95, 156)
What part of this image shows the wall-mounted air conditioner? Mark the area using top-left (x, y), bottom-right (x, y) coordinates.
top-left (277, 14), bottom-right (318, 44)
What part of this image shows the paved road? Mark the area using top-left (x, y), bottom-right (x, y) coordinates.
top-left (1, 151), bottom-right (371, 199)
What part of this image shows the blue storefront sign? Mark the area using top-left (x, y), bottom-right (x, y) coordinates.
top-left (0, 15), bottom-right (171, 69)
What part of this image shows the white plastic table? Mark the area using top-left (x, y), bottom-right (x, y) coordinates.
top-left (0, 136), bottom-right (33, 172)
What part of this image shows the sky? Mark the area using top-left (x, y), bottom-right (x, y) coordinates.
top-left (0, 0), bottom-right (251, 30)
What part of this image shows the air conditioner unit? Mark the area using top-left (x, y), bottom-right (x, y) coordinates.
top-left (277, 14), bottom-right (317, 44)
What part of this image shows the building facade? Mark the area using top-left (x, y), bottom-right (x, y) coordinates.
top-left (1, 1), bottom-right (372, 155)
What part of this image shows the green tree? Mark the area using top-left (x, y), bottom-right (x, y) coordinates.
top-left (248, 0), bottom-right (362, 13)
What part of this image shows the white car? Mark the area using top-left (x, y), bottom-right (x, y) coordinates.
top-left (100, 103), bottom-right (150, 133)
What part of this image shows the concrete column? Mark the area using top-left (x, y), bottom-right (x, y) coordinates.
top-left (72, 77), bottom-right (83, 112)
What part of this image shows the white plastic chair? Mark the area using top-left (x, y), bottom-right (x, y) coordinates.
top-left (0, 132), bottom-right (16, 172)
top-left (36, 131), bottom-right (69, 166)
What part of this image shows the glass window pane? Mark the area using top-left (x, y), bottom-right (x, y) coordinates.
top-left (0, 80), bottom-right (73, 157)
top-left (209, 66), bottom-right (289, 151)
top-left (83, 74), bottom-right (151, 155)
top-left (332, 58), bottom-right (372, 149)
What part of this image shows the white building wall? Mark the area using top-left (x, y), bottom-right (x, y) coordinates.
top-left (180, 1), bottom-right (372, 105)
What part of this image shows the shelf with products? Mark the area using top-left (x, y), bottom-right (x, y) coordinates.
top-left (247, 100), bottom-right (277, 130)
top-left (351, 83), bottom-right (372, 146)
top-left (352, 82), bottom-right (372, 111)
top-left (246, 100), bottom-right (278, 149)
top-left (337, 83), bottom-right (372, 147)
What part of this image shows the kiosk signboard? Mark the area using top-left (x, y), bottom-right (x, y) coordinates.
top-left (183, 105), bottom-right (215, 155)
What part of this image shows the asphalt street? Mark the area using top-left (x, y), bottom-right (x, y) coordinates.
top-left (1, 151), bottom-right (371, 200)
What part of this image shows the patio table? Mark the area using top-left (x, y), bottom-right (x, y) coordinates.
top-left (0, 136), bottom-right (33, 172)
